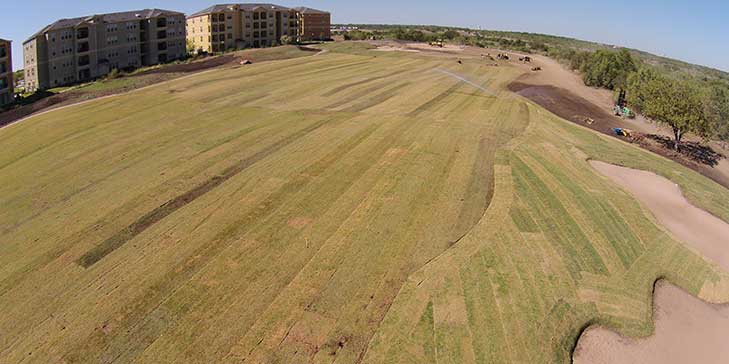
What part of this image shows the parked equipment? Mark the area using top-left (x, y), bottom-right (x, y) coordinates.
top-left (429, 40), bottom-right (444, 48)
top-left (613, 128), bottom-right (633, 137)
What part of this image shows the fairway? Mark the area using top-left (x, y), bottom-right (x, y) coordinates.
top-left (1, 43), bottom-right (729, 364)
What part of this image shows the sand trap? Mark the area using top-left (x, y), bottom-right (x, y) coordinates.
top-left (374, 45), bottom-right (420, 53)
top-left (405, 43), bottom-right (464, 52)
top-left (574, 280), bottom-right (729, 364)
top-left (590, 160), bottom-right (729, 272)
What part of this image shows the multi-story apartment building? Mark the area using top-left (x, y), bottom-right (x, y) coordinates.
top-left (0, 38), bottom-right (13, 106)
top-left (292, 7), bottom-right (331, 41)
top-left (24, 9), bottom-right (186, 92)
top-left (187, 4), bottom-right (308, 53)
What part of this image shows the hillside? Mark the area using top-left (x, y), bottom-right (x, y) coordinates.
top-left (1, 42), bottom-right (729, 363)
top-left (335, 24), bottom-right (729, 82)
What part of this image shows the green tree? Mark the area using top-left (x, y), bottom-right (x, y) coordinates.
top-left (581, 49), bottom-right (637, 90)
top-left (705, 82), bottom-right (729, 141)
top-left (627, 70), bottom-right (711, 150)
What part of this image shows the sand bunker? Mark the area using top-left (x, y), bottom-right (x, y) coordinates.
top-left (405, 43), bottom-right (464, 52)
top-left (374, 45), bottom-right (420, 53)
top-left (590, 160), bottom-right (729, 272)
top-left (574, 281), bottom-right (729, 364)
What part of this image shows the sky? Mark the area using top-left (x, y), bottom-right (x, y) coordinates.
top-left (2, 0), bottom-right (728, 72)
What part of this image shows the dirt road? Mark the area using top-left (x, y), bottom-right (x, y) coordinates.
top-left (509, 55), bottom-right (729, 190)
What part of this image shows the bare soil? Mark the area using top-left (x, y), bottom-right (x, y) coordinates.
top-left (509, 77), bottom-right (729, 189)
top-left (574, 280), bottom-right (729, 364)
top-left (590, 160), bottom-right (729, 271)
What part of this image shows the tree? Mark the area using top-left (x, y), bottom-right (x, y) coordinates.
top-left (704, 82), bottom-right (729, 141)
top-left (581, 49), bottom-right (637, 90)
top-left (627, 69), bottom-right (711, 150)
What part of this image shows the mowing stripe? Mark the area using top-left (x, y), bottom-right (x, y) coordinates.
top-left (76, 118), bottom-right (333, 268)
top-left (407, 81), bottom-right (463, 117)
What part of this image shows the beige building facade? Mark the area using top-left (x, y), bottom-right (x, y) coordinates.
top-left (187, 4), bottom-right (330, 53)
top-left (0, 39), bottom-right (12, 106)
top-left (187, 4), bottom-right (297, 53)
top-left (24, 9), bottom-right (186, 92)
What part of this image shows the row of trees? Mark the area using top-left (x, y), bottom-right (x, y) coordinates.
top-left (550, 46), bottom-right (729, 149)
top-left (337, 25), bottom-right (729, 149)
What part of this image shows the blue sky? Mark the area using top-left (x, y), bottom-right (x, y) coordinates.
top-left (2, 0), bottom-right (728, 72)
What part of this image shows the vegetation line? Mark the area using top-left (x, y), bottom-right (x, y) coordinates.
top-left (76, 118), bottom-right (332, 268)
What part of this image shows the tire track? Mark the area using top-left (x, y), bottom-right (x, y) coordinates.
top-left (76, 117), bottom-right (333, 268)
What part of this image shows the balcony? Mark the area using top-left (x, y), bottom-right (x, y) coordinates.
top-left (76, 27), bottom-right (89, 40)
top-left (157, 30), bottom-right (167, 39)
top-left (77, 42), bottom-right (90, 53)
top-left (0, 47), bottom-right (6, 58)
top-left (157, 42), bottom-right (167, 51)
top-left (156, 18), bottom-right (167, 28)
top-left (78, 55), bottom-right (90, 67)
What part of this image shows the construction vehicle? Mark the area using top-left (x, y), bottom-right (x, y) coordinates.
top-left (613, 128), bottom-right (634, 137)
top-left (613, 89), bottom-right (635, 118)
top-left (429, 39), bottom-right (444, 48)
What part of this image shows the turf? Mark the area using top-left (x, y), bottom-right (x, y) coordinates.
top-left (1, 43), bottom-right (728, 364)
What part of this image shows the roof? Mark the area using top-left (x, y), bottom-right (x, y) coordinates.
top-left (291, 7), bottom-right (330, 15)
top-left (24, 9), bottom-right (184, 44)
top-left (188, 3), bottom-right (291, 17)
top-left (0, 38), bottom-right (10, 43)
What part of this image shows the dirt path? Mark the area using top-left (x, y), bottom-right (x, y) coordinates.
top-left (508, 56), bottom-right (729, 190)
top-left (574, 280), bottom-right (729, 364)
top-left (590, 160), bottom-right (729, 270)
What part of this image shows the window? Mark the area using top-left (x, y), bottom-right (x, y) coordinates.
top-left (76, 27), bottom-right (89, 39)
top-left (227, 33), bottom-right (232, 39)
top-left (212, 34), bottom-right (218, 42)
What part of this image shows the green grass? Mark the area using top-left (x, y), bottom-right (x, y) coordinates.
top-left (1, 42), bottom-right (728, 364)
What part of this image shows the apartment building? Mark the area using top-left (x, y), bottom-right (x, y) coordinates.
top-left (0, 38), bottom-right (12, 106)
top-left (186, 4), bottom-right (302, 53)
top-left (24, 9), bottom-right (186, 92)
top-left (292, 7), bottom-right (331, 41)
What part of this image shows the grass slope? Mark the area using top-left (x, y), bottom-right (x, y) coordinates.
top-left (1, 42), bottom-right (728, 363)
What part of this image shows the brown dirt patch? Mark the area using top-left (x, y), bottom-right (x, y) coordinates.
top-left (590, 160), bottom-right (729, 271)
top-left (574, 280), bottom-right (729, 364)
top-left (510, 82), bottom-right (729, 189)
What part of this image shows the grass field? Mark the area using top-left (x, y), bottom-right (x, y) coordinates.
top-left (1, 42), bottom-right (729, 364)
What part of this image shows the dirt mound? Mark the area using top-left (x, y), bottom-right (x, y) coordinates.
top-left (508, 82), bottom-right (624, 134)
top-left (574, 281), bottom-right (729, 364)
